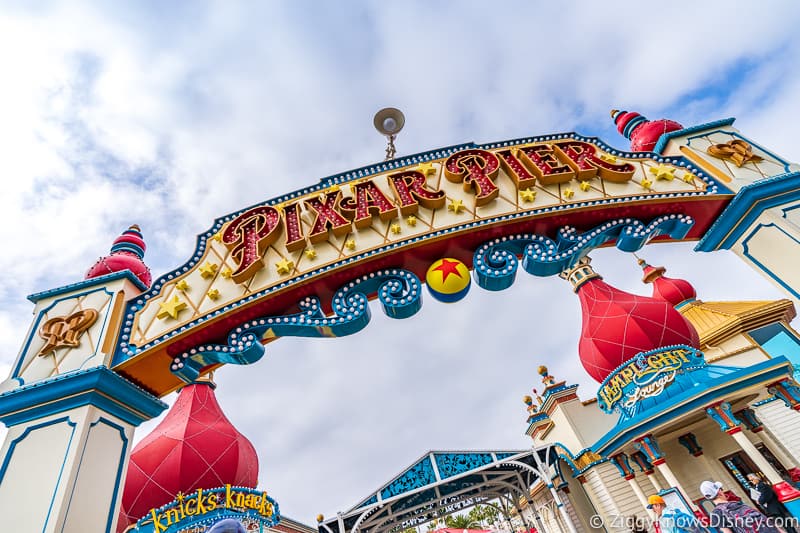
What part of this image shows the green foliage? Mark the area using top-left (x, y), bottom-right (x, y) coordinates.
top-left (443, 505), bottom-right (500, 529)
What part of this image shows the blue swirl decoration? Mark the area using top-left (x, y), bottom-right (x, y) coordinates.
top-left (170, 268), bottom-right (422, 382)
top-left (473, 214), bottom-right (694, 291)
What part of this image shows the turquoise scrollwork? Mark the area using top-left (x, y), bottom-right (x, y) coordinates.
top-left (380, 456), bottom-right (436, 500)
top-left (170, 268), bottom-right (422, 382)
top-left (434, 453), bottom-right (494, 480)
top-left (473, 214), bottom-right (695, 290)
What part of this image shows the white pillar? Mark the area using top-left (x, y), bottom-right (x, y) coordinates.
top-left (645, 472), bottom-right (663, 492)
top-left (655, 461), bottom-right (698, 510)
top-left (532, 447), bottom-right (579, 533)
top-left (730, 429), bottom-right (784, 484)
top-left (626, 476), bottom-right (649, 511)
top-left (0, 368), bottom-right (165, 533)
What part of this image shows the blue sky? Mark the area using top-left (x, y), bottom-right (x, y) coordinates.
top-left (1, 0), bottom-right (800, 524)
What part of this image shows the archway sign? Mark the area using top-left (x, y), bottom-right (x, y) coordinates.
top-left (1, 112), bottom-right (800, 532)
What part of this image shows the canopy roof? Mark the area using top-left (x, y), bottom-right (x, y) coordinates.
top-left (319, 449), bottom-right (557, 533)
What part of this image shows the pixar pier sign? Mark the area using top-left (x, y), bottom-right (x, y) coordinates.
top-left (113, 132), bottom-right (720, 396)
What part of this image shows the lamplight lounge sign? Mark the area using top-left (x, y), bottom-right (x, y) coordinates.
top-left (597, 346), bottom-right (706, 414)
top-left (134, 485), bottom-right (280, 533)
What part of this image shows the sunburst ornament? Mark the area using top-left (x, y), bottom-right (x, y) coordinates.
top-left (425, 258), bottom-right (471, 303)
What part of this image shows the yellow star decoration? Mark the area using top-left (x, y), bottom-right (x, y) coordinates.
top-left (519, 188), bottom-right (537, 203)
top-left (447, 199), bottom-right (465, 214)
top-left (599, 153), bottom-right (618, 163)
top-left (207, 288), bottom-right (220, 301)
top-left (682, 173), bottom-right (695, 184)
top-left (417, 162), bottom-right (436, 176)
top-left (157, 295), bottom-right (187, 321)
top-left (344, 239), bottom-right (357, 250)
top-left (221, 268), bottom-right (232, 279)
top-left (390, 223), bottom-right (402, 235)
top-left (276, 258), bottom-right (294, 275)
top-left (175, 279), bottom-right (190, 291)
top-left (579, 181), bottom-right (592, 192)
top-left (304, 248), bottom-right (317, 260)
top-left (199, 262), bottom-right (218, 279)
top-left (641, 178), bottom-right (653, 190)
top-left (212, 232), bottom-right (222, 242)
top-left (328, 184), bottom-right (340, 193)
top-left (563, 188), bottom-right (575, 199)
top-left (649, 163), bottom-right (676, 181)
top-left (406, 215), bottom-right (417, 227)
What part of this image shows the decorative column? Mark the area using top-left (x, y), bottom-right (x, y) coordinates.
top-left (707, 401), bottom-right (800, 518)
top-left (531, 447), bottom-right (579, 533)
top-left (736, 407), bottom-right (798, 473)
top-left (610, 453), bottom-right (649, 511)
top-left (633, 435), bottom-right (696, 509)
top-left (0, 368), bottom-right (166, 532)
top-left (630, 450), bottom-right (663, 491)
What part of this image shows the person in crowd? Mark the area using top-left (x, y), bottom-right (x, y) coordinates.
top-left (747, 473), bottom-right (797, 533)
top-left (647, 494), bottom-right (704, 533)
top-left (701, 480), bottom-right (780, 533)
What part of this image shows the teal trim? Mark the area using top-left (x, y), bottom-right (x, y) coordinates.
top-left (696, 171), bottom-right (800, 251)
top-left (592, 357), bottom-right (793, 455)
top-left (653, 118), bottom-right (736, 153)
top-left (63, 417), bottom-right (129, 533)
top-left (0, 367), bottom-right (166, 427)
top-left (28, 270), bottom-right (146, 303)
top-left (13, 286), bottom-right (115, 379)
top-left (741, 223), bottom-right (800, 299)
top-left (0, 416), bottom-right (77, 532)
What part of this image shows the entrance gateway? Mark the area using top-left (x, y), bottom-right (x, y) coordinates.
top-left (2, 110), bottom-right (800, 532)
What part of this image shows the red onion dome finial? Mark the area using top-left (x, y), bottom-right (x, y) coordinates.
top-left (85, 225), bottom-right (152, 288)
top-left (562, 258), bottom-right (700, 382)
top-left (611, 109), bottom-right (683, 152)
top-left (117, 376), bottom-right (259, 531)
top-left (638, 258), bottom-right (697, 307)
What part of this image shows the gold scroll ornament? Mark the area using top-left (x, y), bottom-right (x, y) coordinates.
top-left (37, 309), bottom-right (99, 356)
top-left (707, 139), bottom-right (763, 167)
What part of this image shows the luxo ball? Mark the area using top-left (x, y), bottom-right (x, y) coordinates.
top-left (425, 258), bottom-right (471, 303)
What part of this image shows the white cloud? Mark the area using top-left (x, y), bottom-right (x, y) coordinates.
top-left (0, 0), bottom-right (799, 524)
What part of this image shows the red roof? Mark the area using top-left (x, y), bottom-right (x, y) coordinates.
top-left (577, 276), bottom-right (700, 382)
top-left (117, 381), bottom-right (259, 530)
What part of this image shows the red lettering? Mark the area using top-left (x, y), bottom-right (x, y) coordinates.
top-left (554, 141), bottom-right (635, 183)
top-left (517, 144), bottom-right (574, 185)
top-left (339, 180), bottom-right (398, 229)
top-left (388, 171), bottom-right (446, 215)
top-left (222, 205), bottom-right (282, 284)
top-left (497, 149), bottom-right (536, 189)
top-left (282, 202), bottom-right (305, 252)
top-left (444, 149), bottom-right (500, 206)
top-left (304, 191), bottom-right (351, 244)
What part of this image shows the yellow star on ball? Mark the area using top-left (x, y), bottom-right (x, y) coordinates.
top-left (304, 248), bottom-right (317, 260)
top-left (406, 215), bottom-right (418, 227)
top-left (390, 223), bottom-right (402, 235)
